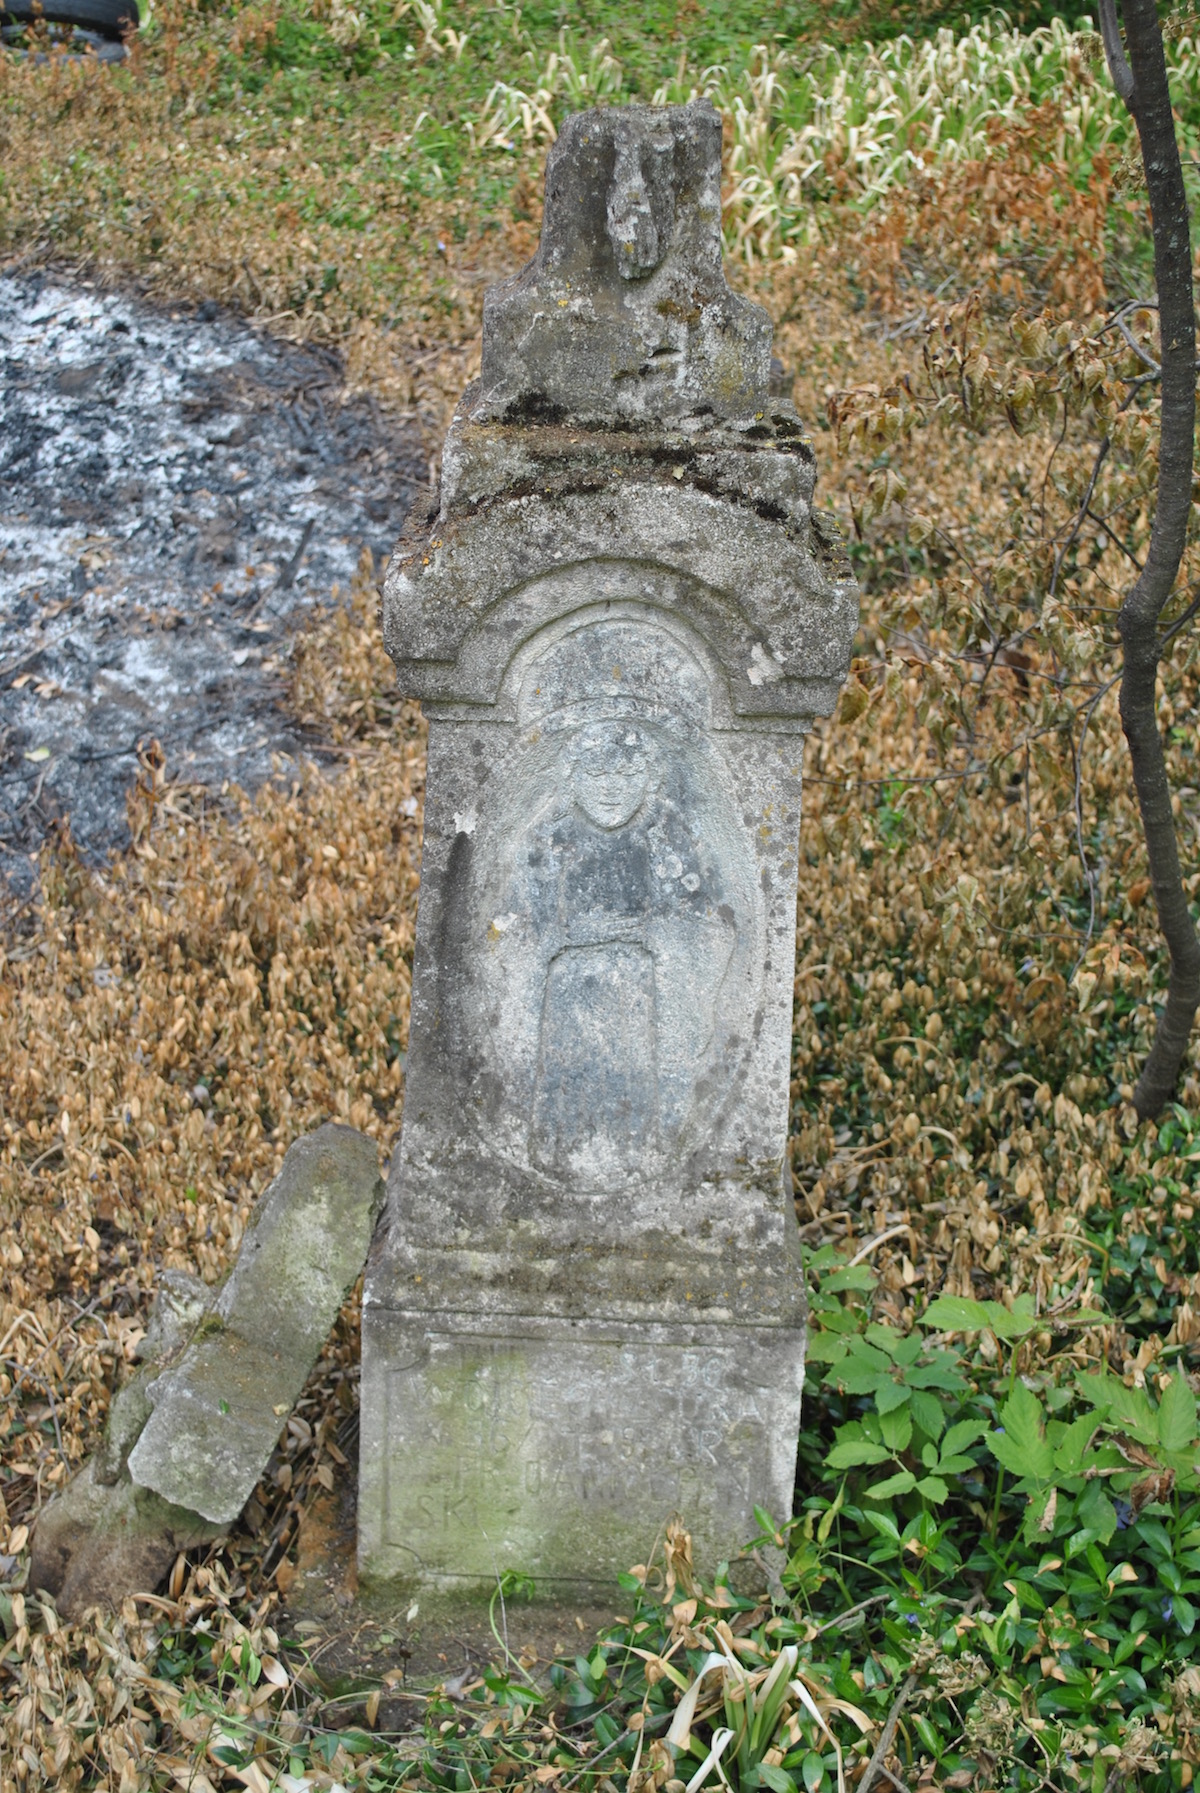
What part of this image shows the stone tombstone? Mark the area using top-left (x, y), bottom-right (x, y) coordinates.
top-left (359, 99), bottom-right (858, 1597)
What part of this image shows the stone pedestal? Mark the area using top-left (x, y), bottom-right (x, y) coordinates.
top-left (359, 99), bottom-right (857, 1596)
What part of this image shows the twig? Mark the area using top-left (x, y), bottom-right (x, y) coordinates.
top-left (558, 1710), bottom-right (674, 1790)
top-left (1049, 435), bottom-right (1110, 606)
top-left (71, 742), bottom-right (141, 765)
top-left (20, 1141), bottom-right (64, 1176)
top-left (275, 518), bottom-right (315, 593)
top-left (1160, 584), bottom-right (1200, 650)
top-left (858, 1672), bottom-right (919, 1793)
top-left (1024, 741), bottom-right (1032, 842)
top-left (810, 1593), bottom-right (888, 1636)
top-left (848, 1225), bottom-right (915, 1267)
top-left (0, 649), bottom-right (46, 687)
top-left (1085, 506), bottom-right (1145, 573)
top-left (1039, 394), bottom-right (1072, 541)
top-left (1113, 312), bottom-right (1161, 373)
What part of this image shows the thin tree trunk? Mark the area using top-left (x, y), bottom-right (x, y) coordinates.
top-left (1099, 0), bottom-right (1199, 1119)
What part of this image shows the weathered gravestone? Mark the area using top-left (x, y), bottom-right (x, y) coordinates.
top-left (359, 98), bottom-right (858, 1597)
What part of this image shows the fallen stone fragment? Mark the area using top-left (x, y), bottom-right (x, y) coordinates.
top-left (93, 1270), bottom-right (212, 1487)
top-left (28, 1464), bottom-right (225, 1621)
top-left (31, 1125), bottom-right (382, 1615)
top-left (30, 1271), bottom-right (222, 1618)
top-left (128, 1124), bottom-right (384, 1525)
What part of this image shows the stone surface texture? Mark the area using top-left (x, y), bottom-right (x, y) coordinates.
top-left (128, 1124), bottom-right (384, 1525)
top-left (476, 104), bottom-right (771, 427)
top-left (360, 99), bottom-right (858, 1596)
top-left (30, 1273), bottom-right (224, 1618)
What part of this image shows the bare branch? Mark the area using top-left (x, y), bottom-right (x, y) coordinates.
top-left (859, 1674), bottom-right (920, 1793)
top-left (1160, 584), bottom-right (1200, 651)
top-left (1049, 435), bottom-right (1110, 605)
top-left (1098, 0), bottom-right (1136, 107)
top-left (1113, 311), bottom-right (1161, 373)
top-left (1085, 506), bottom-right (1146, 573)
top-left (1110, 0), bottom-right (1200, 1117)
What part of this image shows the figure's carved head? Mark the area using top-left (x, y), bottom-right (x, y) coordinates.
top-left (568, 721), bottom-right (653, 829)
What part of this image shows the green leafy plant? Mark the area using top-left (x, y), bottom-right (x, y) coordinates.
top-left (779, 1244), bottom-right (1200, 1786)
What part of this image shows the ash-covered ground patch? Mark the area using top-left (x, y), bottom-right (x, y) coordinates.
top-left (1, 269), bottom-right (428, 893)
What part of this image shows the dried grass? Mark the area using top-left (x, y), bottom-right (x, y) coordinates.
top-left (0, 557), bottom-right (422, 1529)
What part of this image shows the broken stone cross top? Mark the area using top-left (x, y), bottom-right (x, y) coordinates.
top-left (477, 101), bottom-right (771, 424)
top-left (359, 99), bottom-right (859, 1598)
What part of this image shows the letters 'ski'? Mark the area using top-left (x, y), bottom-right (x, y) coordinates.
top-left (358, 100), bottom-right (859, 1595)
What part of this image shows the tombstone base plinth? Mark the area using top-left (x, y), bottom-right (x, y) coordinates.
top-left (357, 1306), bottom-right (805, 1596)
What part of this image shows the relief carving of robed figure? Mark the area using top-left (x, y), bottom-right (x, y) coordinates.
top-left (467, 614), bottom-right (762, 1193)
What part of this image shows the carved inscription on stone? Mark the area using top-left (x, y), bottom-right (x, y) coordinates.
top-left (373, 1323), bottom-right (799, 1585)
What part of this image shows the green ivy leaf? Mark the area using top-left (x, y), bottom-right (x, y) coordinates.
top-left (1052, 1413), bottom-right (1100, 1477)
top-left (907, 1362), bottom-right (969, 1391)
top-left (910, 1390), bottom-right (946, 1440)
top-left (920, 1294), bottom-right (993, 1332)
top-left (1078, 1374), bottom-right (1159, 1447)
top-left (845, 1336), bottom-right (893, 1369)
top-left (921, 1294), bottom-right (1038, 1340)
top-left (942, 1418), bottom-right (987, 1455)
top-left (821, 1266), bottom-right (878, 1294)
top-left (936, 1453), bottom-right (977, 1477)
top-left (865, 1324), bottom-right (922, 1365)
top-left (759, 1765), bottom-right (796, 1793)
top-left (826, 1363), bottom-right (884, 1396)
top-left (875, 1379), bottom-right (911, 1414)
top-left (981, 1300), bottom-right (1039, 1341)
top-left (880, 1405), bottom-right (913, 1452)
top-left (1076, 1478), bottom-right (1118, 1544)
top-left (826, 1439), bottom-right (892, 1470)
top-left (916, 1474), bottom-right (949, 1503)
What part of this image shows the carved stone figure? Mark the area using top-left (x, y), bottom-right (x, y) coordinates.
top-left (358, 99), bottom-right (858, 1596)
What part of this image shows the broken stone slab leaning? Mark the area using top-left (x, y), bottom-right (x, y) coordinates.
top-left (128, 1123), bottom-right (384, 1525)
top-left (358, 98), bottom-right (860, 1597)
top-left (31, 1124), bottom-right (383, 1614)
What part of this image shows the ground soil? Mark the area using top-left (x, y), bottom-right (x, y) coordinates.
top-left (274, 1469), bottom-right (622, 1727)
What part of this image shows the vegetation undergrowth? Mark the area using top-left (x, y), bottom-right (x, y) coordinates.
top-left (5, 1265), bottom-right (1200, 1793)
top-left (2, 1), bottom-right (1197, 412)
top-left (3, 1), bottom-right (1200, 1789)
